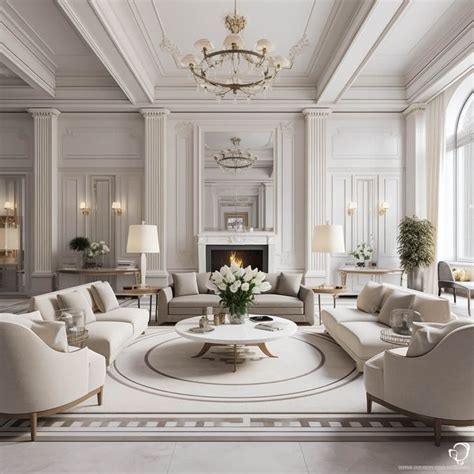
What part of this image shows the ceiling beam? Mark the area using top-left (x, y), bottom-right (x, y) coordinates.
top-left (316, 0), bottom-right (410, 105)
top-left (57, 0), bottom-right (153, 104)
top-left (0, 3), bottom-right (56, 96)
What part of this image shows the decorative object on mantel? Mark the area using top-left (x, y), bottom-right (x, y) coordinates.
top-left (397, 216), bottom-right (435, 291)
top-left (215, 137), bottom-right (257, 172)
top-left (312, 224), bottom-right (345, 286)
top-left (161, 0), bottom-right (313, 101)
top-left (127, 222), bottom-right (160, 288)
top-left (350, 242), bottom-right (373, 268)
top-left (84, 241), bottom-right (110, 269)
top-left (211, 264), bottom-right (271, 324)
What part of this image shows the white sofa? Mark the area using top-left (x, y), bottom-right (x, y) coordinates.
top-left (364, 324), bottom-right (474, 445)
top-left (322, 283), bottom-right (453, 371)
top-left (30, 282), bottom-right (149, 364)
top-left (0, 312), bottom-right (106, 441)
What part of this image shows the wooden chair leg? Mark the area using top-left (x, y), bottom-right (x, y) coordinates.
top-left (434, 419), bottom-right (442, 446)
top-left (366, 393), bottom-right (372, 414)
top-left (30, 413), bottom-right (37, 441)
top-left (453, 288), bottom-right (456, 303)
top-left (438, 287), bottom-right (441, 297)
top-left (97, 387), bottom-right (103, 406)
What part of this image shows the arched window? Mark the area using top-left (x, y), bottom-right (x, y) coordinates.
top-left (454, 93), bottom-right (473, 262)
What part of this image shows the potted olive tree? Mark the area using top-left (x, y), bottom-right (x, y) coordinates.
top-left (397, 216), bottom-right (435, 291)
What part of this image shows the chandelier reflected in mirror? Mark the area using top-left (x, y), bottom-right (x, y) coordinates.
top-left (161, 0), bottom-right (311, 101)
top-left (214, 137), bottom-right (258, 172)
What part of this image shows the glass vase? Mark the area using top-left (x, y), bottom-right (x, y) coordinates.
top-left (229, 312), bottom-right (246, 325)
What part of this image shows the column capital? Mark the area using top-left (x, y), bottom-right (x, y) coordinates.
top-left (28, 108), bottom-right (61, 118)
top-left (140, 108), bottom-right (170, 117)
top-left (403, 103), bottom-right (426, 116)
top-left (302, 108), bottom-right (332, 118)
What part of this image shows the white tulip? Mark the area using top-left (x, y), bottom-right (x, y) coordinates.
top-left (218, 282), bottom-right (227, 291)
top-left (260, 281), bottom-right (271, 292)
top-left (233, 279), bottom-right (241, 288)
top-left (212, 271), bottom-right (223, 284)
top-left (220, 265), bottom-right (230, 274)
top-left (225, 273), bottom-right (236, 283)
top-left (237, 267), bottom-right (245, 277)
top-left (230, 263), bottom-right (240, 274)
top-left (251, 286), bottom-right (261, 294)
top-left (241, 282), bottom-right (249, 291)
top-left (230, 283), bottom-right (239, 293)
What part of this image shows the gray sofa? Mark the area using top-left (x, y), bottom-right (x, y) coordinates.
top-left (158, 272), bottom-right (315, 325)
top-left (322, 283), bottom-right (453, 371)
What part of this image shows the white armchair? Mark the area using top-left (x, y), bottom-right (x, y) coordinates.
top-left (364, 325), bottom-right (474, 445)
top-left (0, 318), bottom-right (106, 440)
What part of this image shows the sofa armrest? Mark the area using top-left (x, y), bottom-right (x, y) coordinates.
top-left (299, 285), bottom-right (315, 325)
top-left (157, 286), bottom-right (174, 324)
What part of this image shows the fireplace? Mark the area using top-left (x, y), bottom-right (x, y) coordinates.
top-left (206, 245), bottom-right (268, 272)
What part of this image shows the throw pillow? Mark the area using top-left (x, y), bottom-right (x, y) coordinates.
top-left (172, 272), bottom-right (199, 297)
top-left (407, 320), bottom-right (474, 357)
top-left (57, 291), bottom-right (96, 324)
top-left (91, 282), bottom-right (120, 313)
top-left (277, 273), bottom-right (303, 297)
top-left (377, 292), bottom-right (415, 326)
top-left (30, 320), bottom-right (68, 353)
top-left (78, 287), bottom-right (99, 312)
top-left (264, 272), bottom-right (281, 294)
top-left (196, 272), bottom-right (211, 294)
top-left (357, 282), bottom-right (386, 313)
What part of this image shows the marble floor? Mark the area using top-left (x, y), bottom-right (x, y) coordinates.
top-left (0, 440), bottom-right (472, 473)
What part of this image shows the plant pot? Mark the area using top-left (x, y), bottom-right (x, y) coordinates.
top-left (407, 267), bottom-right (424, 291)
top-left (229, 313), bottom-right (246, 324)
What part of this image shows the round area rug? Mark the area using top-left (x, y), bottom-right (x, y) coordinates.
top-left (110, 328), bottom-right (358, 403)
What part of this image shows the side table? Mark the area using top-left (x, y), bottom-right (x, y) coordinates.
top-left (311, 287), bottom-right (347, 325)
top-left (118, 287), bottom-right (162, 323)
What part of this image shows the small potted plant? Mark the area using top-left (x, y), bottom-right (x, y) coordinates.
top-left (211, 264), bottom-right (271, 324)
top-left (69, 236), bottom-right (91, 268)
top-left (350, 242), bottom-right (373, 267)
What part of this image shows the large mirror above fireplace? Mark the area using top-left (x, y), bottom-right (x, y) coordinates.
top-left (202, 131), bottom-right (275, 232)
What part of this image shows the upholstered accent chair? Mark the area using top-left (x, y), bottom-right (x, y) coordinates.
top-left (0, 315), bottom-right (106, 441)
top-left (438, 261), bottom-right (473, 316)
top-left (364, 324), bottom-right (474, 445)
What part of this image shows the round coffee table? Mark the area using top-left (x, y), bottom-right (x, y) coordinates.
top-left (175, 316), bottom-right (297, 372)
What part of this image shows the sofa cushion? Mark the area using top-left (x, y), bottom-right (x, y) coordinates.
top-left (91, 282), bottom-right (120, 313)
top-left (277, 273), bottom-right (302, 297)
top-left (413, 295), bottom-right (451, 323)
top-left (86, 321), bottom-right (133, 364)
top-left (172, 273), bottom-right (199, 297)
top-left (336, 321), bottom-right (396, 360)
top-left (322, 308), bottom-right (378, 335)
top-left (57, 291), bottom-right (96, 324)
top-left (170, 294), bottom-right (221, 307)
top-left (252, 294), bottom-right (303, 308)
top-left (30, 321), bottom-right (68, 353)
top-left (357, 282), bottom-right (386, 314)
top-left (31, 294), bottom-right (60, 321)
top-left (95, 307), bottom-right (149, 337)
top-left (264, 272), bottom-right (281, 294)
top-left (377, 293), bottom-right (415, 326)
top-left (196, 272), bottom-right (211, 294)
top-left (78, 287), bottom-right (99, 312)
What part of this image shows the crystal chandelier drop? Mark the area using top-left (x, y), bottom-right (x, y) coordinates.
top-left (214, 137), bottom-right (257, 172)
top-left (161, 0), bottom-right (311, 101)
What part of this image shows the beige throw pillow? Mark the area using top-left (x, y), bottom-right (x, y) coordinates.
top-left (377, 292), bottom-right (415, 326)
top-left (91, 282), bottom-right (120, 312)
top-left (277, 273), bottom-right (302, 297)
top-left (30, 321), bottom-right (68, 352)
top-left (407, 320), bottom-right (474, 357)
top-left (264, 272), bottom-right (281, 294)
top-left (172, 272), bottom-right (199, 297)
top-left (57, 291), bottom-right (96, 323)
top-left (357, 282), bottom-right (386, 314)
top-left (196, 272), bottom-right (211, 294)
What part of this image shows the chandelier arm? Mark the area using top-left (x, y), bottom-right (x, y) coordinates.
top-left (204, 49), bottom-right (265, 61)
top-left (190, 68), bottom-right (275, 89)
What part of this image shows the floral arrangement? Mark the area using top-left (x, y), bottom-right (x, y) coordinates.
top-left (85, 240), bottom-right (110, 258)
top-left (211, 264), bottom-right (271, 323)
top-left (350, 242), bottom-right (373, 262)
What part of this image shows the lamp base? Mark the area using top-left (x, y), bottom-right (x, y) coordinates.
top-left (139, 253), bottom-right (147, 288)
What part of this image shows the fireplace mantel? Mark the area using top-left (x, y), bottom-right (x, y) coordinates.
top-left (198, 232), bottom-right (276, 273)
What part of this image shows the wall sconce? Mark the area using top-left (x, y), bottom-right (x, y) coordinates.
top-left (112, 201), bottom-right (123, 216)
top-left (79, 202), bottom-right (90, 216)
top-left (347, 202), bottom-right (357, 216)
top-left (379, 201), bottom-right (390, 215)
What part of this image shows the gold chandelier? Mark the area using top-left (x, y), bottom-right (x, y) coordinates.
top-left (214, 137), bottom-right (258, 172)
top-left (161, 0), bottom-right (311, 101)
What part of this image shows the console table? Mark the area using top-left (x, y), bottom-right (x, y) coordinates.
top-left (338, 267), bottom-right (403, 287)
top-left (56, 268), bottom-right (140, 287)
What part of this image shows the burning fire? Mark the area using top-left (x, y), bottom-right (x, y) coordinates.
top-left (229, 252), bottom-right (243, 267)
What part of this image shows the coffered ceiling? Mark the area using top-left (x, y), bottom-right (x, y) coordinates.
top-left (0, 0), bottom-right (471, 111)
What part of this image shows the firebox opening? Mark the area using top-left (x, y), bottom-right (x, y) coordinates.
top-left (206, 245), bottom-right (268, 273)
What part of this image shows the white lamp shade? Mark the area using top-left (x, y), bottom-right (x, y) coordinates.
top-left (0, 227), bottom-right (20, 250)
top-left (126, 224), bottom-right (160, 254)
top-left (312, 224), bottom-right (345, 253)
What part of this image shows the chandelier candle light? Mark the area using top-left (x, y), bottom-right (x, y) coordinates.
top-left (161, 0), bottom-right (313, 101)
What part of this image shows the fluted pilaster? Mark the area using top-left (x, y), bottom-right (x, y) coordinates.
top-left (28, 108), bottom-right (60, 294)
top-left (140, 109), bottom-right (169, 278)
top-left (303, 108), bottom-right (331, 283)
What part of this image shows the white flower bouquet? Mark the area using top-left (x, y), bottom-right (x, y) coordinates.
top-left (211, 264), bottom-right (271, 324)
top-left (86, 240), bottom-right (110, 258)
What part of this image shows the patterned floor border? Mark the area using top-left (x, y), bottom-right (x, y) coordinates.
top-left (1, 413), bottom-right (473, 442)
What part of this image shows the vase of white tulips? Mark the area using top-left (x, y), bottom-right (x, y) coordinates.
top-left (211, 264), bottom-right (271, 324)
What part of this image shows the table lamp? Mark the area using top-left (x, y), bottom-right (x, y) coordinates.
top-left (126, 222), bottom-right (159, 288)
top-left (312, 223), bottom-right (345, 286)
